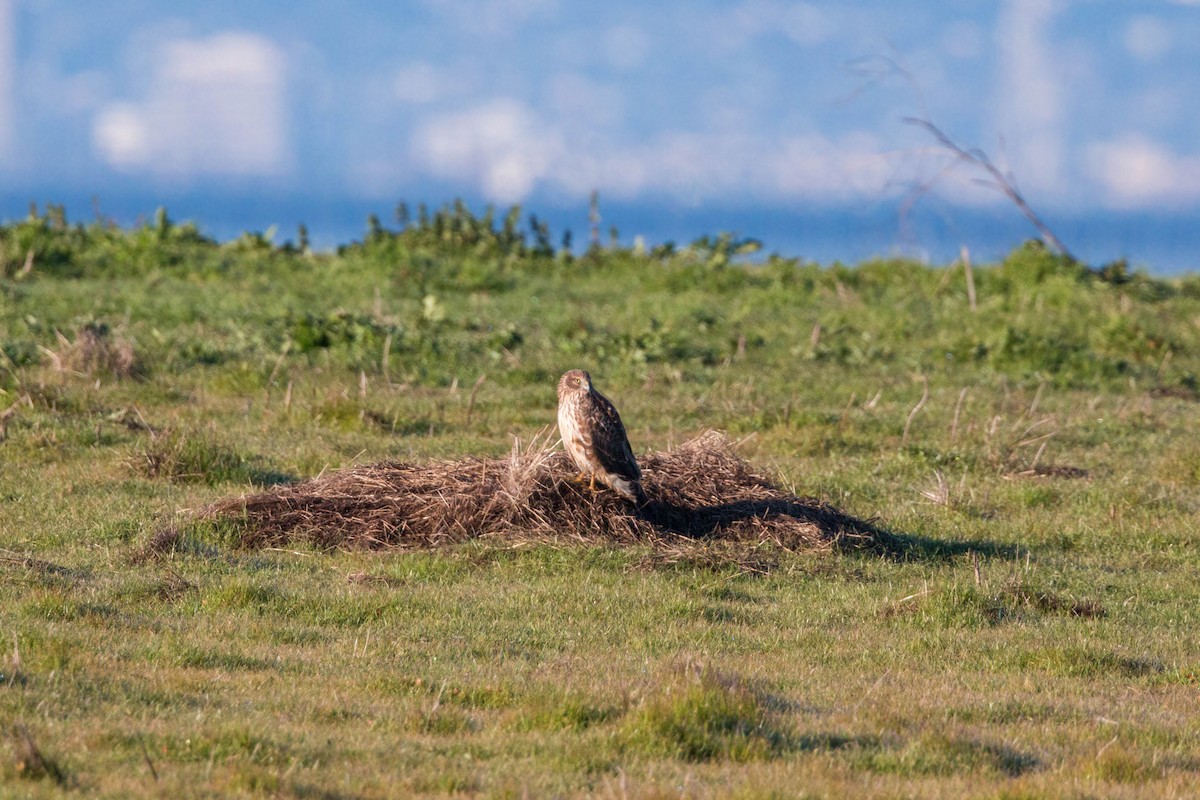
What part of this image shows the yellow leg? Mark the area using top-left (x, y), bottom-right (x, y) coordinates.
top-left (588, 474), bottom-right (596, 491)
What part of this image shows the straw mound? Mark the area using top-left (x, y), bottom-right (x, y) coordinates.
top-left (190, 431), bottom-right (882, 554)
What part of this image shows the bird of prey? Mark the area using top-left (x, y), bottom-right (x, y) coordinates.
top-left (556, 369), bottom-right (644, 504)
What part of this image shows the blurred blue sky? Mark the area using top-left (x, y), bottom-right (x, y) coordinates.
top-left (1, 1), bottom-right (1198, 267)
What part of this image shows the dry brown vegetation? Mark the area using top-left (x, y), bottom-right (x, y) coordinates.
top-left (152, 432), bottom-right (886, 561)
top-left (42, 322), bottom-right (141, 379)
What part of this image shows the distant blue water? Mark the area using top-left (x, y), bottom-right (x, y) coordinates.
top-left (3, 190), bottom-right (1197, 274)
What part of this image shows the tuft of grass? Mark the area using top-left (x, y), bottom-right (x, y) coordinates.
top-left (131, 430), bottom-right (291, 486)
top-left (25, 596), bottom-right (119, 624)
top-left (204, 578), bottom-right (285, 611)
top-left (226, 766), bottom-right (282, 795)
top-left (1024, 647), bottom-right (1162, 679)
top-left (1001, 583), bottom-right (1105, 619)
top-left (409, 772), bottom-right (481, 795)
top-left (149, 728), bottom-right (291, 766)
top-left (620, 665), bottom-right (791, 762)
top-left (417, 681), bottom-right (520, 711)
top-left (884, 577), bottom-right (1105, 627)
top-left (408, 707), bottom-right (475, 735)
top-left (1089, 744), bottom-right (1159, 783)
top-left (175, 646), bottom-right (280, 672)
top-left (115, 569), bottom-right (196, 603)
top-left (516, 691), bottom-right (619, 732)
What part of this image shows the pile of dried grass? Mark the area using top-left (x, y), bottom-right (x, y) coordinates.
top-left (157, 432), bottom-right (886, 560)
top-left (44, 322), bottom-right (140, 378)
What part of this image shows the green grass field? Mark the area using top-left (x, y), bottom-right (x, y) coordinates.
top-left (3, 204), bottom-right (1200, 798)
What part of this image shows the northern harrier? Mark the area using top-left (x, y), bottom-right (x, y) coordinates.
top-left (556, 369), bottom-right (644, 504)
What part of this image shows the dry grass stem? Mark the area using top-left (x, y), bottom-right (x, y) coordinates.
top-left (0, 394), bottom-right (31, 441)
top-left (466, 373), bottom-right (486, 424)
top-left (900, 376), bottom-right (930, 448)
top-left (951, 387), bottom-right (969, 443)
top-left (920, 470), bottom-right (949, 505)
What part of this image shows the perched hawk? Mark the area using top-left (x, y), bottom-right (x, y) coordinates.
top-left (556, 369), bottom-right (644, 504)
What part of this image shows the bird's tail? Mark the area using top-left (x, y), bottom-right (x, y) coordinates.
top-left (610, 475), bottom-right (645, 506)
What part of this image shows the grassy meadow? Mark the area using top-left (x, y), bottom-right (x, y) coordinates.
top-left (2, 203), bottom-right (1200, 798)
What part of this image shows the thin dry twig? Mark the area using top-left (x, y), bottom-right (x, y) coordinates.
top-left (139, 737), bottom-right (159, 782)
top-left (845, 53), bottom-right (1074, 260)
top-left (11, 724), bottom-right (66, 784)
top-left (902, 117), bottom-right (1074, 260)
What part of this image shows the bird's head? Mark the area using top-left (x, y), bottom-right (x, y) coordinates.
top-left (558, 369), bottom-right (592, 396)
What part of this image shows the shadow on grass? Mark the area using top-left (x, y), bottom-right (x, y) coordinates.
top-left (853, 734), bottom-right (1041, 778)
top-left (859, 529), bottom-right (1023, 562)
top-left (638, 497), bottom-right (1021, 563)
top-left (792, 732), bottom-right (882, 752)
top-left (288, 785), bottom-right (362, 800)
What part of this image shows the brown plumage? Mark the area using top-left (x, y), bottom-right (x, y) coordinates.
top-left (556, 369), bottom-right (643, 504)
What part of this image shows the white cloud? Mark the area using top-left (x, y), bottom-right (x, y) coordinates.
top-left (409, 96), bottom-right (891, 205)
top-left (0, 0), bottom-right (13, 166)
top-left (91, 32), bottom-right (290, 178)
top-left (1085, 136), bottom-right (1200, 206)
top-left (771, 132), bottom-right (892, 198)
top-left (705, 1), bottom-right (835, 51)
top-left (605, 130), bottom-right (891, 203)
top-left (420, 0), bottom-right (558, 36)
top-left (93, 103), bottom-right (149, 168)
top-left (393, 62), bottom-right (443, 104)
top-left (993, 0), bottom-right (1066, 197)
top-left (412, 98), bottom-right (565, 203)
top-left (1123, 16), bottom-right (1172, 61)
